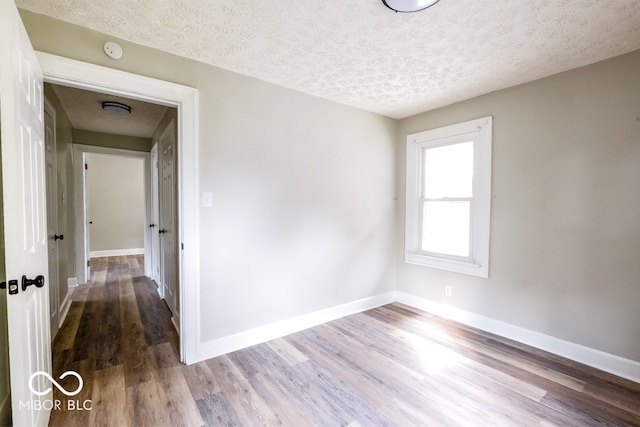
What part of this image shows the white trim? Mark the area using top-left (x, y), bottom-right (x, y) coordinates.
top-left (198, 292), bottom-right (397, 361)
top-left (67, 277), bottom-right (77, 288)
top-left (90, 248), bottom-right (145, 258)
top-left (171, 315), bottom-right (180, 335)
top-left (396, 292), bottom-right (640, 384)
top-left (405, 117), bottom-right (492, 278)
top-left (58, 291), bottom-right (71, 328)
top-left (38, 51), bottom-right (200, 364)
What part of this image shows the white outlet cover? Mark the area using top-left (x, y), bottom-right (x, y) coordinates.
top-left (104, 42), bottom-right (123, 59)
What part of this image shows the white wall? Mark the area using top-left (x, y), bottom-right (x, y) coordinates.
top-left (87, 154), bottom-right (145, 255)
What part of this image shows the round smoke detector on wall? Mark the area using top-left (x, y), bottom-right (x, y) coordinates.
top-left (104, 42), bottom-right (123, 60)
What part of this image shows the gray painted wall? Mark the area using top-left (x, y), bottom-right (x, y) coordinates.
top-left (396, 50), bottom-right (640, 362)
top-left (74, 129), bottom-right (152, 152)
top-left (21, 10), bottom-right (398, 344)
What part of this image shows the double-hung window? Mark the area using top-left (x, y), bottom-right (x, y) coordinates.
top-left (405, 116), bottom-right (492, 278)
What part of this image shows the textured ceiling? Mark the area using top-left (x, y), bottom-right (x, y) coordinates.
top-left (19, 0), bottom-right (640, 119)
top-left (51, 84), bottom-right (168, 138)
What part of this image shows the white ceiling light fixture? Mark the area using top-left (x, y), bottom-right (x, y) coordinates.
top-left (382, 0), bottom-right (440, 13)
top-left (101, 101), bottom-right (132, 115)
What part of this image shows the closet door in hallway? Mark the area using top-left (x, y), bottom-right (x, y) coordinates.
top-left (158, 120), bottom-right (178, 325)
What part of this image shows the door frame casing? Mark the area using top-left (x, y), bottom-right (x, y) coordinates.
top-left (38, 52), bottom-right (200, 364)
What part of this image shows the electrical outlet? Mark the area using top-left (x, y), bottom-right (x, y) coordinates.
top-left (444, 285), bottom-right (453, 297)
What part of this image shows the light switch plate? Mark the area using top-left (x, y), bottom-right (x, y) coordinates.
top-left (202, 192), bottom-right (213, 208)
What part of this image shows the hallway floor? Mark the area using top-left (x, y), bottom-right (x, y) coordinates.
top-left (48, 255), bottom-right (200, 426)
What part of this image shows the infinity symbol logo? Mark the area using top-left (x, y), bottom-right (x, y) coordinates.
top-left (29, 371), bottom-right (83, 396)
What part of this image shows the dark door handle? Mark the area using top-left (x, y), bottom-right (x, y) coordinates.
top-left (22, 275), bottom-right (45, 292)
top-left (89, 221), bottom-right (93, 224)
top-left (158, 229), bottom-right (166, 234)
top-left (55, 234), bottom-right (64, 241)
top-left (150, 223), bottom-right (156, 228)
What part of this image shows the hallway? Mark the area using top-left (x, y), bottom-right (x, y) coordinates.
top-left (49, 255), bottom-right (201, 426)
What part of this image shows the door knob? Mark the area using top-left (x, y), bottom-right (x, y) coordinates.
top-left (55, 234), bottom-right (64, 241)
top-left (150, 223), bottom-right (156, 228)
top-left (158, 229), bottom-right (166, 234)
top-left (22, 275), bottom-right (45, 292)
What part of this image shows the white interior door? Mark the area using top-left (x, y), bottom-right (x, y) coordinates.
top-left (0, 1), bottom-right (53, 426)
top-left (159, 120), bottom-right (178, 324)
top-left (44, 99), bottom-right (60, 340)
top-left (150, 144), bottom-right (161, 287)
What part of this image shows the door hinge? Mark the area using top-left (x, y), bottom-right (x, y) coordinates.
top-left (85, 163), bottom-right (88, 170)
top-left (87, 260), bottom-right (90, 267)
top-left (181, 243), bottom-right (184, 250)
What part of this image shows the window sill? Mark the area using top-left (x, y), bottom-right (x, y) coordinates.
top-left (405, 252), bottom-right (488, 278)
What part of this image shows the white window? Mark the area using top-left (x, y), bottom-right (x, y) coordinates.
top-left (405, 116), bottom-right (492, 278)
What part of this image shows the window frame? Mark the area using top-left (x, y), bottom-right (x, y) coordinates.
top-left (405, 116), bottom-right (492, 278)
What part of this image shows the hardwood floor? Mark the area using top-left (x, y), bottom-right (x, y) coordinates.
top-left (50, 255), bottom-right (640, 426)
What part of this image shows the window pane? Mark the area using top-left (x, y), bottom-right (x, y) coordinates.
top-left (423, 141), bottom-right (473, 198)
top-left (421, 201), bottom-right (470, 257)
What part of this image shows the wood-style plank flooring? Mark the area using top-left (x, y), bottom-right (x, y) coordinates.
top-left (50, 255), bottom-right (640, 426)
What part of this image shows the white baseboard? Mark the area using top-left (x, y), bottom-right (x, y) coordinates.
top-left (193, 289), bottom-right (639, 384)
top-left (198, 291), bottom-right (396, 361)
top-left (396, 292), bottom-right (640, 384)
top-left (171, 314), bottom-right (180, 336)
top-left (58, 291), bottom-right (71, 327)
top-left (67, 277), bottom-right (78, 287)
top-left (90, 248), bottom-right (144, 258)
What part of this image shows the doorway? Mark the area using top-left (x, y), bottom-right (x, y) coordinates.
top-left (85, 154), bottom-right (146, 261)
top-left (61, 92), bottom-right (180, 335)
top-left (39, 52), bottom-right (200, 363)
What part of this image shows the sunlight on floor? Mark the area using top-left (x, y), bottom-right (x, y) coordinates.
top-left (391, 326), bottom-right (466, 374)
